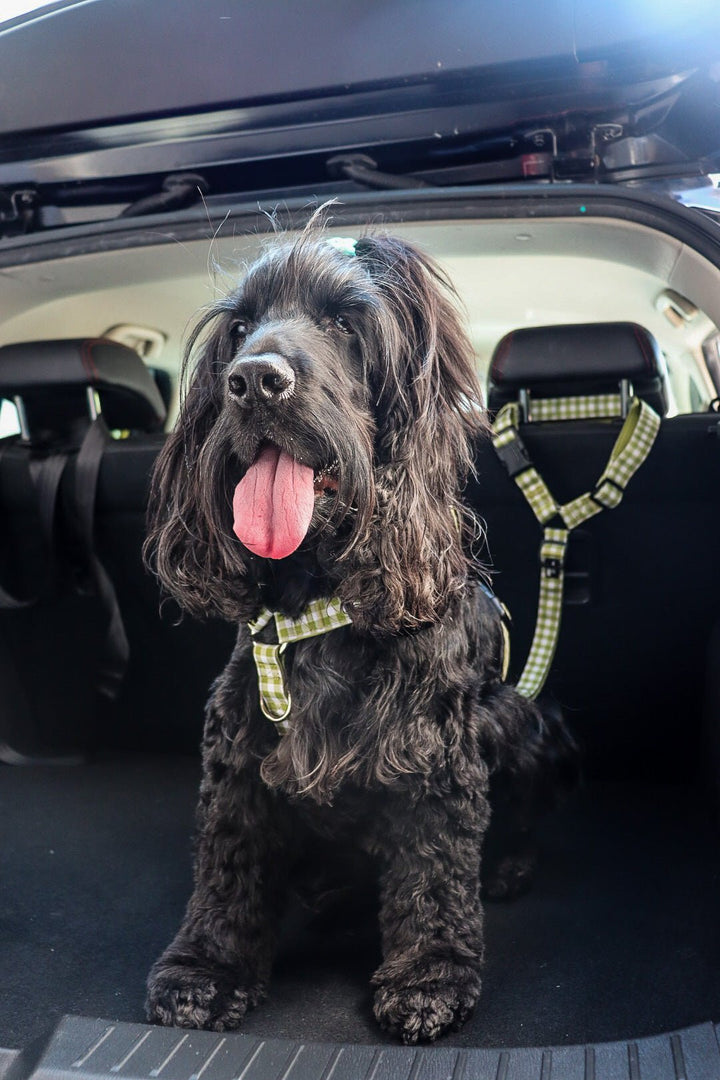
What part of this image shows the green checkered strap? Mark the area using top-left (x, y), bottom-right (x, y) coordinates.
top-left (248, 597), bottom-right (352, 731)
top-left (516, 527), bottom-right (569, 698)
top-left (492, 393), bottom-right (661, 699)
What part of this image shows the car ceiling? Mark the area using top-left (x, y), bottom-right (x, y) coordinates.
top-left (0, 216), bottom-right (716, 412)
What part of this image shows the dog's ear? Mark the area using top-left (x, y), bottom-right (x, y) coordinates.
top-left (144, 307), bottom-right (259, 621)
top-left (339, 235), bottom-right (488, 631)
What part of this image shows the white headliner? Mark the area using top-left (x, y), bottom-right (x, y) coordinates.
top-left (0, 215), bottom-right (717, 419)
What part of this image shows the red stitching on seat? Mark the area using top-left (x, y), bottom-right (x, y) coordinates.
top-left (631, 324), bottom-right (654, 373)
top-left (491, 332), bottom-right (515, 380)
top-left (80, 338), bottom-right (107, 382)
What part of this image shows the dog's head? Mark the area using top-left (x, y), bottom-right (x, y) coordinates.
top-left (146, 230), bottom-right (487, 631)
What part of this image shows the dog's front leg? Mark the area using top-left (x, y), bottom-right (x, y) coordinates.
top-left (146, 707), bottom-right (289, 1031)
top-left (371, 782), bottom-right (489, 1044)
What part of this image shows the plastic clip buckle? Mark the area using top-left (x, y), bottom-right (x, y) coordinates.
top-left (495, 432), bottom-right (532, 478)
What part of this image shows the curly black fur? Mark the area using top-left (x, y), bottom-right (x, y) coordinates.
top-left (144, 224), bottom-right (576, 1043)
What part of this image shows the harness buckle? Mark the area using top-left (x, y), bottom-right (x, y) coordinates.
top-left (479, 581), bottom-right (513, 625)
top-left (494, 431), bottom-right (532, 478)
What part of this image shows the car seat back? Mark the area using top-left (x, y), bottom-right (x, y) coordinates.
top-left (0, 337), bottom-right (166, 759)
top-left (473, 322), bottom-right (720, 780)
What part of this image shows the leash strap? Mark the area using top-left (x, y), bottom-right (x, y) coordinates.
top-left (492, 393), bottom-right (660, 699)
top-left (248, 597), bottom-right (352, 730)
top-left (479, 581), bottom-right (512, 682)
top-left (514, 526), bottom-right (569, 699)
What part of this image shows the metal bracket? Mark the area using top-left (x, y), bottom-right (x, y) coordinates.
top-left (541, 556), bottom-right (563, 579)
top-left (519, 387), bottom-right (531, 423)
top-left (86, 387), bottom-right (102, 422)
top-left (0, 188), bottom-right (38, 236)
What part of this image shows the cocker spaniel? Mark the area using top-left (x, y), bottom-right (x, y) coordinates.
top-left (144, 226), bottom-right (574, 1043)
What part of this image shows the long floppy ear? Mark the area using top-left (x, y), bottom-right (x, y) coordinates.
top-left (144, 306), bottom-right (259, 621)
top-left (338, 235), bottom-right (488, 632)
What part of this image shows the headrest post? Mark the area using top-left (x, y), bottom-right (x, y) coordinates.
top-left (519, 388), bottom-right (531, 423)
top-left (12, 394), bottom-right (30, 443)
top-left (619, 378), bottom-right (630, 419)
top-left (86, 386), bottom-right (102, 422)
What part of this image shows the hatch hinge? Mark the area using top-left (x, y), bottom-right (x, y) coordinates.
top-left (523, 124), bottom-right (625, 182)
top-left (0, 187), bottom-right (39, 236)
top-left (327, 153), bottom-right (431, 190)
top-left (119, 172), bottom-right (210, 218)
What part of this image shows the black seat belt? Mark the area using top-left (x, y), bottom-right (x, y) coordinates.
top-left (0, 445), bottom-right (69, 609)
top-left (72, 416), bottom-right (129, 700)
top-left (0, 419), bottom-right (130, 701)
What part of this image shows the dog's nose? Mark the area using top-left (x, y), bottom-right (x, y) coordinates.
top-left (227, 355), bottom-right (295, 406)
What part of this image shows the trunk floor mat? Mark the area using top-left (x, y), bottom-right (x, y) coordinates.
top-left (2, 755), bottom-right (719, 1050)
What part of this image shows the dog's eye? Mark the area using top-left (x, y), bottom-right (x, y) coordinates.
top-left (332, 314), bottom-right (353, 335)
top-left (230, 318), bottom-right (249, 343)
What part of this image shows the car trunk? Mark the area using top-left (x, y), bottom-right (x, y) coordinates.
top-left (2, 1), bottom-right (720, 1073)
top-left (0, 188), bottom-right (720, 1080)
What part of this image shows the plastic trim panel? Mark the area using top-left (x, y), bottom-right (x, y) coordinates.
top-left (12, 1015), bottom-right (720, 1080)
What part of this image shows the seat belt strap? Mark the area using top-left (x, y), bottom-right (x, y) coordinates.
top-left (492, 393), bottom-right (660, 699)
top-left (73, 417), bottom-right (130, 700)
top-left (0, 445), bottom-right (69, 610)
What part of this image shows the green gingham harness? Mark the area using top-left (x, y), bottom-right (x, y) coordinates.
top-left (492, 392), bottom-right (661, 700)
top-left (244, 236), bottom-right (359, 735)
top-left (248, 597), bottom-right (352, 732)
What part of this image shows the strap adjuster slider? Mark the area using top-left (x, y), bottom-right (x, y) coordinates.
top-left (590, 475), bottom-right (625, 506)
top-left (542, 556), bottom-right (563, 579)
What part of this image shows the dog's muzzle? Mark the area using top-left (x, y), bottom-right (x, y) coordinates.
top-left (227, 354), bottom-right (295, 407)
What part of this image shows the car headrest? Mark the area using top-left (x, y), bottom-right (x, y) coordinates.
top-left (487, 322), bottom-right (668, 417)
top-left (0, 338), bottom-right (168, 444)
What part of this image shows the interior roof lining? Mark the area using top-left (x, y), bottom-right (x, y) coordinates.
top-left (0, 217), bottom-right (716, 413)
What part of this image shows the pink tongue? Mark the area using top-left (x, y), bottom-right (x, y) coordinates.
top-left (232, 445), bottom-right (315, 559)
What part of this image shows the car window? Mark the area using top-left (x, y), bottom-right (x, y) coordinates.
top-left (0, 398), bottom-right (20, 437)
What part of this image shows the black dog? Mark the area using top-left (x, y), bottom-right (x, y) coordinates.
top-left (144, 228), bottom-right (573, 1043)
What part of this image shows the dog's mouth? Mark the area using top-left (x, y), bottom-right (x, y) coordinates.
top-left (313, 463), bottom-right (340, 499)
top-left (232, 444), bottom-right (339, 560)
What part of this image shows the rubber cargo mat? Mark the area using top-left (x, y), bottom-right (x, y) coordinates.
top-left (1, 755), bottom-right (719, 1051)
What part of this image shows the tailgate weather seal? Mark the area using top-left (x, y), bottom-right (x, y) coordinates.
top-left (2, 187), bottom-right (720, 274)
top-left (5, 1015), bottom-right (720, 1080)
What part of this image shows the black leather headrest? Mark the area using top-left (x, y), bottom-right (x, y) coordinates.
top-left (0, 338), bottom-right (167, 440)
top-left (488, 322), bottom-right (668, 417)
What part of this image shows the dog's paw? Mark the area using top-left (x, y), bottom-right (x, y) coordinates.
top-left (482, 851), bottom-right (537, 900)
top-left (146, 962), bottom-right (265, 1032)
top-left (372, 979), bottom-right (479, 1044)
